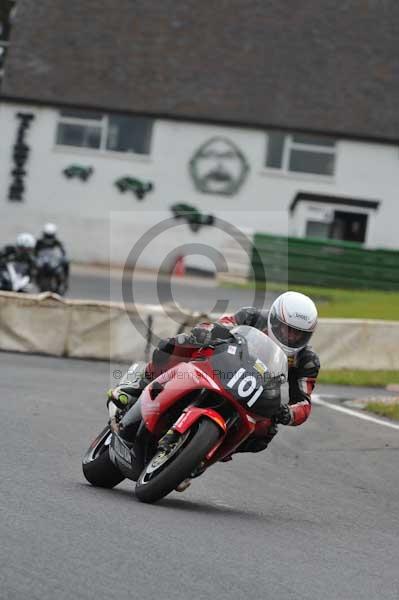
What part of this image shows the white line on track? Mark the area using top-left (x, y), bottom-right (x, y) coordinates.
top-left (313, 394), bottom-right (399, 431)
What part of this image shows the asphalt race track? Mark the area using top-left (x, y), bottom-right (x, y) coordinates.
top-left (67, 267), bottom-right (279, 313)
top-left (1, 352), bottom-right (398, 600)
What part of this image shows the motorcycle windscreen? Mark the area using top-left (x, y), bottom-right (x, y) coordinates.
top-left (231, 326), bottom-right (288, 380)
top-left (210, 325), bottom-right (288, 418)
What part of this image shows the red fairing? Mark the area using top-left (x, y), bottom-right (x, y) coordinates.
top-left (290, 400), bottom-right (312, 426)
top-left (140, 356), bottom-right (260, 463)
top-left (146, 345), bottom-right (196, 380)
top-left (140, 361), bottom-right (228, 435)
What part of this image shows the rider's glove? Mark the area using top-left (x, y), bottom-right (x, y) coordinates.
top-left (174, 332), bottom-right (196, 345)
top-left (273, 404), bottom-right (292, 425)
top-left (190, 323), bottom-right (233, 346)
top-left (190, 327), bottom-right (213, 346)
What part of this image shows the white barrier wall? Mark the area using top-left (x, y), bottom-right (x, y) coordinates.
top-left (0, 292), bottom-right (203, 362)
top-left (312, 319), bottom-right (399, 370)
top-left (0, 294), bottom-right (70, 355)
top-left (0, 292), bottom-right (398, 370)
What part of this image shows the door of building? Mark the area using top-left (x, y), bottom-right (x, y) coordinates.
top-left (329, 211), bottom-right (368, 243)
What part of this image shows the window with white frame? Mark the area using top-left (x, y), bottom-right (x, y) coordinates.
top-left (56, 110), bottom-right (153, 155)
top-left (265, 131), bottom-right (336, 176)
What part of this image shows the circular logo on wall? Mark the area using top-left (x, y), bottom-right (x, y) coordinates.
top-left (189, 136), bottom-right (249, 196)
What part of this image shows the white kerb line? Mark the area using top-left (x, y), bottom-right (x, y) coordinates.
top-left (312, 394), bottom-right (399, 431)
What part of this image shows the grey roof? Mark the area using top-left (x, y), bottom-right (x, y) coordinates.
top-left (3, 0), bottom-right (399, 142)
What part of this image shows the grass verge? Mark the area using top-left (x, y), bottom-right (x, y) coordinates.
top-left (364, 401), bottom-right (399, 421)
top-left (318, 370), bottom-right (399, 387)
top-left (222, 280), bottom-right (399, 320)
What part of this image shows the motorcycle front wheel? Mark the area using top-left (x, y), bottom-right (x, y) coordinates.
top-left (135, 419), bottom-right (220, 504)
top-left (37, 275), bottom-right (52, 293)
top-left (82, 426), bottom-right (125, 488)
top-left (55, 276), bottom-right (68, 296)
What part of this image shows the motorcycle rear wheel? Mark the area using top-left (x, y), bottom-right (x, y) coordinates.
top-left (82, 426), bottom-right (125, 488)
top-left (135, 419), bottom-right (220, 504)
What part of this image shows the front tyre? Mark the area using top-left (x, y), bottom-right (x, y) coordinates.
top-left (82, 426), bottom-right (125, 488)
top-left (55, 275), bottom-right (68, 296)
top-left (135, 419), bottom-right (220, 504)
top-left (37, 275), bottom-right (51, 293)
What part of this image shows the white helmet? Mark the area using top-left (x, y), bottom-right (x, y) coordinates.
top-left (43, 222), bottom-right (57, 236)
top-left (268, 291), bottom-right (318, 356)
top-left (16, 232), bottom-right (35, 249)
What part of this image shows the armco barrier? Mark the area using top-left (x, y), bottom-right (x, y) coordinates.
top-left (0, 292), bottom-right (398, 369)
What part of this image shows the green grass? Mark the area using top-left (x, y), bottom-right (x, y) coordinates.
top-left (365, 402), bottom-right (399, 421)
top-left (222, 280), bottom-right (399, 320)
top-left (318, 370), bottom-right (399, 387)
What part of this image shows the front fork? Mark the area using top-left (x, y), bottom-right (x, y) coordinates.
top-left (171, 406), bottom-right (255, 465)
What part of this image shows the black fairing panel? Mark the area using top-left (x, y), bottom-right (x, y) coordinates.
top-left (209, 340), bottom-right (282, 418)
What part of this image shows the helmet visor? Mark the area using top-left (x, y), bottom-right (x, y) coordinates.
top-left (269, 310), bottom-right (313, 349)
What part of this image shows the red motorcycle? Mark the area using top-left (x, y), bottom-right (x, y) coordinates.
top-left (82, 325), bottom-right (288, 504)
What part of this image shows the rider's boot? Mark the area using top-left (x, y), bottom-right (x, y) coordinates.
top-left (107, 383), bottom-right (142, 433)
top-left (107, 362), bottom-right (150, 414)
top-left (107, 383), bottom-right (142, 412)
top-left (107, 369), bottom-right (150, 433)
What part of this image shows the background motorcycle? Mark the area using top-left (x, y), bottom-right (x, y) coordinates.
top-left (82, 326), bottom-right (288, 504)
top-left (35, 248), bottom-right (68, 295)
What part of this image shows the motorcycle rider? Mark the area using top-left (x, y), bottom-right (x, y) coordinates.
top-left (0, 233), bottom-right (37, 280)
top-left (108, 292), bottom-right (320, 462)
top-left (35, 223), bottom-right (69, 278)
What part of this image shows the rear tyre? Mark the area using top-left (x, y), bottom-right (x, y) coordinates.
top-left (82, 427), bottom-right (125, 488)
top-left (135, 419), bottom-right (220, 504)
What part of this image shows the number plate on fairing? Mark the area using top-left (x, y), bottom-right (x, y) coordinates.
top-left (210, 341), bottom-right (281, 418)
